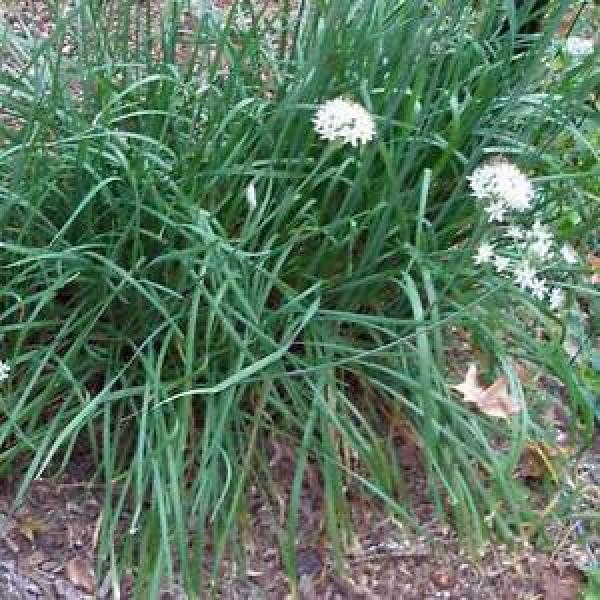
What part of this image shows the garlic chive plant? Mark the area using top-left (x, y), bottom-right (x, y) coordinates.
top-left (0, 0), bottom-right (596, 596)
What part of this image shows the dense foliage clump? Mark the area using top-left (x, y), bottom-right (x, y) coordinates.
top-left (0, 0), bottom-right (597, 595)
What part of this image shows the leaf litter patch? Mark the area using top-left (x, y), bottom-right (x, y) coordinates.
top-left (0, 448), bottom-right (598, 598)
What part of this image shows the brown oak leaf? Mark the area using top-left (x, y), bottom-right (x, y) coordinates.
top-left (587, 253), bottom-right (600, 285)
top-left (17, 516), bottom-right (47, 543)
top-left (452, 364), bottom-right (521, 419)
top-left (65, 557), bottom-right (96, 594)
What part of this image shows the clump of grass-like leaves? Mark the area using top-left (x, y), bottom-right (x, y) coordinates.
top-left (0, 0), bottom-right (597, 595)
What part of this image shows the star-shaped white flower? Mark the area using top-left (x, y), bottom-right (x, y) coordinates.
top-left (505, 225), bottom-right (525, 241)
top-left (529, 238), bottom-right (553, 260)
top-left (475, 242), bottom-right (494, 265)
top-left (560, 244), bottom-right (578, 265)
top-left (484, 201), bottom-right (507, 223)
top-left (549, 287), bottom-right (565, 311)
top-left (494, 255), bottom-right (511, 273)
top-left (530, 219), bottom-right (553, 243)
top-left (530, 278), bottom-right (548, 300)
top-left (514, 261), bottom-right (537, 290)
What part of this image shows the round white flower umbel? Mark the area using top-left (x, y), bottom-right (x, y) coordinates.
top-left (313, 98), bottom-right (376, 147)
top-left (468, 160), bottom-right (535, 213)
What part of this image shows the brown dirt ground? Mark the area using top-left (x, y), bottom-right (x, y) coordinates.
top-left (1, 1), bottom-right (599, 598)
top-left (1, 432), bottom-right (599, 599)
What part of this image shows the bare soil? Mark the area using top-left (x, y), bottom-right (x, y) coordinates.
top-left (0, 437), bottom-right (599, 599)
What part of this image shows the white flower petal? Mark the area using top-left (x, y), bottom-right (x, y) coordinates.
top-left (529, 238), bottom-right (553, 260)
top-left (549, 288), bottom-right (565, 311)
top-left (514, 261), bottom-right (537, 290)
top-left (565, 36), bottom-right (595, 58)
top-left (475, 242), bottom-right (494, 265)
top-left (530, 219), bottom-right (553, 243)
top-left (494, 256), bottom-right (511, 273)
top-left (560, 244), bottom-right (578, 265)
top-left (0, 360), bottom-right (10, 382)
top-left (246, 182), bottom-right (257, 211)
top-left (530, 278), bottom-right (548, 300)
top-left (484, 201), bottom-right (507, 223)
top-left (505, 225), bottom-right (525, 240)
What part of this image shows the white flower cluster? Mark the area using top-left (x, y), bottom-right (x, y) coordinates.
top-left (468, 161), bottom-right (536, 218)
top-left (0, 359), bottom-right (10, 382)
top-left (313, 98), bottom-right (376, 147)
top-left (469, 158), bottom-right (578, 312)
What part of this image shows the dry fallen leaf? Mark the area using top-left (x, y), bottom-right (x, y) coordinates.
top-left (25, 550), bottom-right (46, 568)
top-left (519, 442), bottom-right (566, 481)
top-left (513, 360), bottom-right (537, 386)
top-left (297, 575), bottom-right (320, 600)
top-left (541, 568), bottom-right (582, 600)
top-left (65, 557), bottom-right (96, 594)
top-left (452, 364), bottom-right (521, 419)
top-left (432, 570), bottom-right (455, 590)
top-left (17, 516), bottom-right (48, 542)
top-left (587, 254), bottom-right (600, 285)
